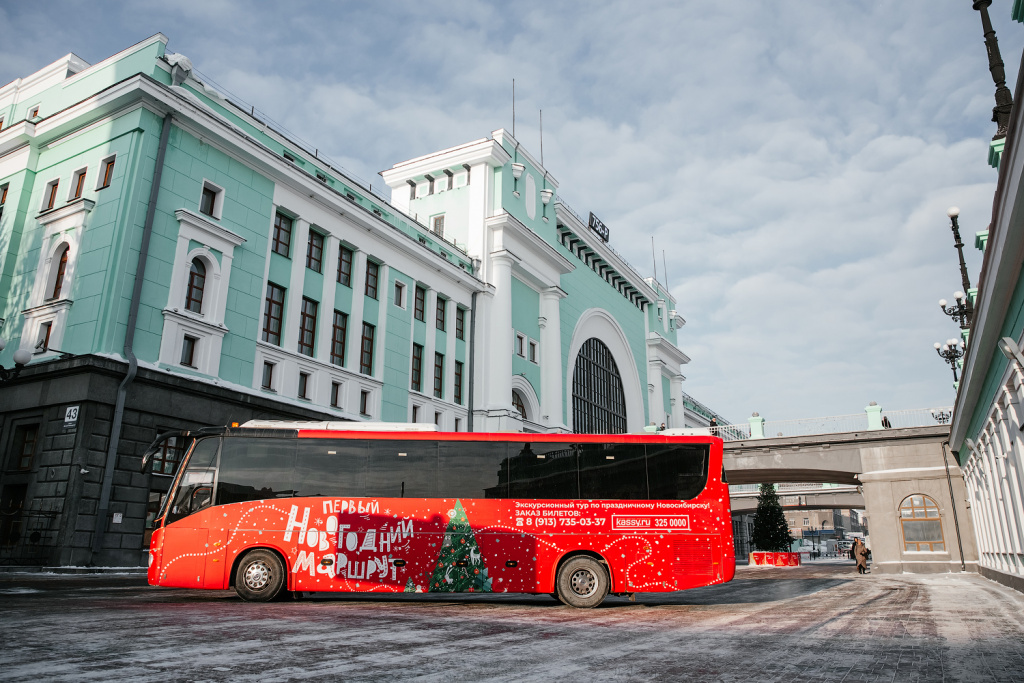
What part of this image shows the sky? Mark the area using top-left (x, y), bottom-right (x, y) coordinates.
top-left (2, 1), bottom-right (1021, 424)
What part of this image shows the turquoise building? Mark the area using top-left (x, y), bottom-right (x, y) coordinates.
top-left (0, 36), bottom-right (690, 565)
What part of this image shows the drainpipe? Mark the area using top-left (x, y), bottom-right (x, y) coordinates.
top-left (92, 113), bottom-right (174, 557)
top-left (941, 440), bottom-right (967, 572)
top-left (467, 288), bottom-right (478, 432)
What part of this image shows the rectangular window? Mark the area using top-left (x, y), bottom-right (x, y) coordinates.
top-left (272, 212), bottom-right (292, 257)
top-left (433, 352), bottom-right (444, 399)
top-left (38, 322), bottom-right (52, 352)
top-left (98, 157), bottom-right (115, 189)
top-left (338, 246), bottom-right (353, 286)
top-left (43, 180), bottom-right (59, 211)
top-left (28, 106), bottom-right (39, 118)
top-left (261, 361), bottom-right (275, 390)
top-left (436, 297), bottom-right (447, 331)
top-left (151, 435), bottom-right (184, 476)
top-left (298, 297), bottom-right (318, 356)
top-left (12, 424), bottom-right (39, 471)
top-left (394, 281), bottom-right (405, 308)
top-left (298, 372), bottom-right (310, 399)
top-left (70, 169), bottom-right (87, 200)
top-left (330, 382), bottom-right (341, 407)
top-left (411, 343), bottom-right (423, 392)
top-left (180, 335), bottom-right (197, 367)
top-left (455, 418), bottom-right (461, 432)
top-left (455, 307), bottom-right (465, 340)
top-left (0, 184), bottom-right (7, 221)
top-left (360, 322), bottom-right (375, 375)
top-left (359, 390), bottom-right (370, 416)
top-left (432, 215), bottom-right (445, 237)
top-left (200, 186), bottom-right (217, 217)
top-left (515, 333), bottom-right (525, 357)
top-left (412, 405), bottom-right (419, 422)
top-left (365, 261), bottom-right (379, 299)
top-left (529, 340), bottom-right (538, 363)
top-left (414, 286), bottom-right (426, 321)
top-left (330, 311), bottom-right (347, 366)
top-left (454, 360), bottom-right (464, 405)
top-left (435, 412), bottom-right (442, 426)
top-left (306, 230), bottom-right (324, 272)
top-left (262, 283), bottom-right (285, 345)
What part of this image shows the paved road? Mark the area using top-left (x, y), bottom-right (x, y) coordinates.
top-left (1, 561), bottom-right (1022, 682)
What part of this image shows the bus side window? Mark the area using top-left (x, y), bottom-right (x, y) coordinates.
top-left (645, 444), bottom-right (709, 500)
top-left (166, 437), bottom-right (219, 525)
top-left (294, 439), bottom-right (367, 498)
top-left (365, 440), bottom-right (438, 498)
top-left (578, 443), bottom-right (647, 500)
top-left (217, 437), bottom-right (296, 505)
top-left (507, 442), bottom-right (579, 499)
top-left (438, 441), bottom-right (508, 499)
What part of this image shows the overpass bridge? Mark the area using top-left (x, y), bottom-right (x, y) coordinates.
top-left (728, 484), bottom-right (864, 513)
top-left (705, 406), bottom-right (976, 576)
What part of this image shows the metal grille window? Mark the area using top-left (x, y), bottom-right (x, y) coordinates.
top-left (571, 337), bottom-right (627, 434)
top-left (185, 258), bottom-right (206, 313)
top-left (411, 343), bottom-right (423, 392)
top-left (360, 322), bottom-right (375, 375)
top-left (262, 283), bottom-right (285, 345)
top-left (433, 353), bottom-right (444, 398)
top-left (365, 261), bottom-right (379, 299)
top-left (330, 311), bottom-right (347, 366)
top-left (900, 494), bottom-right (945, 552)
top-left (436, 297), bottom-right (447, 331)
top-left (12, 425), bottom-right (39, 471)
top-left (272, 212), bottom-right (292, 257)
top-left (414, 286), bottom-right (426, 321)
top-left (338, 246), bottom-right (353, 286)
top-left (298, 297), bottom-right (318, 356)
top-left (306, 231), bottom-right (323, 272)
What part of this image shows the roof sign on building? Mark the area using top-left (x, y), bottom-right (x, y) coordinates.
top-left (588, 212), bottom-right (610, 243)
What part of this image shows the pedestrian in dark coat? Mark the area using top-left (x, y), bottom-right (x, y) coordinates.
top-left (855, 540), bottom-right (870, 574)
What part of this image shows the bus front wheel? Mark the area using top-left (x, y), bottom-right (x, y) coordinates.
top-left (235, 550), bottom-right (286, 602)
top-left (556, 556), bottom-right (609, 608)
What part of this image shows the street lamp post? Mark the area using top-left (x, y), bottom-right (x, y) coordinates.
top-left (0, 338), bottom-right (32, 383)
top-left (935, 338), bottom-right (966, 382)
top-left (931, 408), bottom-right (952, 424)
top-left (944, 208), bottom-right (974, 330)
top-left (974, 0), bottom-right (1014, 141)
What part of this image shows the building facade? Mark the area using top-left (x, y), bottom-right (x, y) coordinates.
top-left (0, 36), bottom-right (690, 565)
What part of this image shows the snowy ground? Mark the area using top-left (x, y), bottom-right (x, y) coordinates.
top-left (0, 561), bottom-right (1022, 682)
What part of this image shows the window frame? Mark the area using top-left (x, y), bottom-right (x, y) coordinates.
top-left (42, 179), bottom-right (59, 211)
top-left (50, 246), bottom-right (69, 300)
top-left (97, 156), bottom-right (116, 190)
top-left (337, 245), bottom-right (353, 286)
top-left (433, 352), bottom-right (444, 399)
top-left (330, 310), bottom-right (348, 366)
top-left (411, 343), bottom-right (424, 392)
top-left (899, 494), bottom-right (946, 552)
top-left (298, 371), bottom-right (310, 399)
top-left (180, 335), bottom-right (198, 367)
top-left (297, 297), bottom-right (319, 357)
top-left (364, 260), bottom-right (379, 299)
top-left (359, 322), bottom-right (375, 375)
top-left (272, 212), bottom-right (293, 257)
top-left (414, 286), bottom-right (426, 322)
top-left (198, 180), bottom-right (224, 219)
top-left (262, 282), bottom-right (286, 345)
top-left (435, 297), bottom-right (447, 331)
top-left (306, 230), bottom-right (324, 272)
top-left (454, 360), bottom-right (464, 405)
top-left (11, 424), bottom-right (40, 471)
top-left (394, 281), bottom-right (406, 308)
top-left (184, 258), bottom-right (207, 314)
top-left (261, 361), bottom-right (276, 390)
top-left (432, 214), bottom-right (445, 237)
top-left (359, 390), bottom-right (371, 416)
top-left (69, 168), bottom-right (87, 201)
top-left (455, 307), bottom-right (465, 340)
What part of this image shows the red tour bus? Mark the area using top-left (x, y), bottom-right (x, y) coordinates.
top-left (143, 422), bottom-right (734, 608)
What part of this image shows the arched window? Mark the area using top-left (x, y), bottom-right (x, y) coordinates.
top-left (50, 245), bottom-right (69, 300)
top-left (185, 258), bottom-right (206, 314)
top-left (512, 390), bottom-right (527, 420)
top-left (572, 337), bottom-right (627, 434)
top-left (899, 494), bottom-right (944, 552)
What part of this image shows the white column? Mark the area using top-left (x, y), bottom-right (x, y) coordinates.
top-left (316, 236), bottom-right (340, 362)
top-left (486, 251), bottom-right (517, 425)
top-left (539, 286), bottom-right (566, 431)
top-left (648, 362), bottom-right (665, 428)
top-left (375, 264), bottom-right (390, 382)
top-left (670, 375), bottom-right (685, 428)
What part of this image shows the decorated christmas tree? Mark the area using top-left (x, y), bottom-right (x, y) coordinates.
top-left (751, 483), bottom-right (793, 552)
top-left (403, 578), bottom-right (417, 593)
top-left (428, 499), bottom-right (492, 593)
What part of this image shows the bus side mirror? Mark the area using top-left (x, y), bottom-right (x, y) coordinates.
top-left (141, 430), bottom-right (192, 473)
top-left (191, 486), bottom-right (213, 513)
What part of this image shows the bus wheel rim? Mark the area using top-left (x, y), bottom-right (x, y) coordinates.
top-left (244, 560), bottom-right (272, 590)
top-left (569, 568), bottom-right (597, 597)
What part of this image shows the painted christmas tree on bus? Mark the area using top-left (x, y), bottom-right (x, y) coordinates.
top-left (428, 499), bottom-right (492, 593)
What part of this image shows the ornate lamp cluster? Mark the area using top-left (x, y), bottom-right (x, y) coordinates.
top-left (934, 338), bottom-right (966, 382)
top-left (932, 207), bottom-right (974, 386)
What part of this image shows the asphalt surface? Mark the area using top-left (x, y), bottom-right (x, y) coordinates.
top-left (1, 560), bottom-right (1022, 682)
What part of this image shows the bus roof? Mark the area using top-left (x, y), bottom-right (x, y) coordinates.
top-left (239, 420), bottom-right (438, 432)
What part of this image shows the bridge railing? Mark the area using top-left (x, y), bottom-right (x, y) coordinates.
top-left (715, 407), bottom-right (952, 442)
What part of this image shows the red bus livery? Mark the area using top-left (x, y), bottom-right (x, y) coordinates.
top-left (143, 423), bottom-right (734, 607)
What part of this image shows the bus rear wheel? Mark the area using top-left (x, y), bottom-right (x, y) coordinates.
top-left (235, 550), bottom-right (286, 602)
top-left (556, 556), bottom-right (609, 608)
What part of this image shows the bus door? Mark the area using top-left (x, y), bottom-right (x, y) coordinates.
top-left (157, 437), bottom-right (219, 588)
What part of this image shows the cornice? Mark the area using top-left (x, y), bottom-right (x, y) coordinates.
top-left (381, 137), bottom-right (511, 186)
top-left (175, 208), bottom-right (246, 247)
